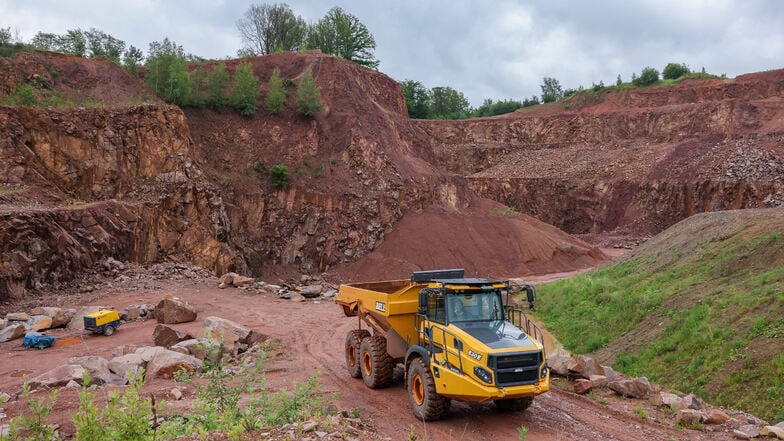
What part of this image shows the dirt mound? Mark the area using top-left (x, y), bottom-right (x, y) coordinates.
top-left (332, 198), bottom-right (606, 282)
top-left (0, 50), bottom-right (161, 106)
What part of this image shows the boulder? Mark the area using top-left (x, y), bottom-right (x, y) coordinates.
top-left (761, 425), bottom-right (784, 439)
top-left (170, 388), bottom-right (183, 400)
top-left (734, 424), bottom-right (761, 439)
top-left (171, 338), bottom-right (228, 361)
top-left (608, 377), bottom-right (653, 399)
top-left (152, 324), bottom-right (194, 348)
top-left (202, 316), bottom-right (252, 346)
top-left (300, 285), bottom-right (323, 298)
top-left (111, 344), bottom-right (139, 358)
top-left (218, 272), bottom-right (255, 288)
top-left (5, 312), bottom-right (29, 322)
top-left (29, 307), bottom-right (73, 328)
top-left (145, 349), bottom-right (201, 381)
top-left (68, 356), bottom-right (110, 382)
top-left (156, 296), bottom-right (197, 324)
top-left (547, 355), bottom-right (571, 376)
top-left (676, 409), bottom-right (706, 426)
top-left (108, 353), bottom-right (146, 382)
top-left (658, 392), bottom-right (683, 409)
top-left (573, 378), bottom-right (593, 395)
top-left (119, 306), bottom-right (142, 321)
top-left (704, 408), bottom-right (731, 425)
top-left (28, 364), bottom-right (86, 389)
top-left (27, 315), bottom-right (53, 332)
top-left (0, 324), bottom-right (25, 342)
top-left (135, 346), bottom-right (167, 362)
top-left (322, 289), bottom-right (338, 299)
top-left (567, 355), bottom-right (605, 379)
top-left (588, 374), bottom-right (608, 388)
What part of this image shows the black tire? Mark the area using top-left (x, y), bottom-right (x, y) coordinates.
top-left (103, 325), bottom-right (115, 336)
top-left (345, 329), bottom-right (370, 378)
top-left (359, 335), bottom-right (393, 388)
top-left (494, 397), bottom-right (533, 412)
top-left (407, 357), bottom-right (450, 421)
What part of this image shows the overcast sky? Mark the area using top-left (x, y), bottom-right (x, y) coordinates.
top-left (2, 0), bottom-right (783, 106)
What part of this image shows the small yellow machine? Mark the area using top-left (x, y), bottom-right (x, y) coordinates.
top-left (83, 309), bottom-right (122, 336)
top-left (336, 269), bottom-right (548, 421)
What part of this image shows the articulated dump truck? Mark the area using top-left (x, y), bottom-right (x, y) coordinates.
top-left (336, 269), bottom-right (549, 421)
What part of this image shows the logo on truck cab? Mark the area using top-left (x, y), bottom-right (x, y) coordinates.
top-left (375, 301), bottom-right (386, 312)
top-left (468, 350), bottom-right (483, 361)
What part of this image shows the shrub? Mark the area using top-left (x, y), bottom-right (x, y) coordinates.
top-left (231, 59), bottom-right (260, 116)
top-left (7, 382), bottom-right (60, 441)
top-left (633, 66), bottom-right (660, 86)
top-left (296, 67), bottom-right (323, 117)
top-left (270, 164), bottom-right (290, 189)
top-left (266, 67), bottom-right (286, 114)
top-left (663, 62), bottom-right (690, 80)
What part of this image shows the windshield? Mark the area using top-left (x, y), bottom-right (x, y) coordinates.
top-left (447, 292), bottom-right (504, 324)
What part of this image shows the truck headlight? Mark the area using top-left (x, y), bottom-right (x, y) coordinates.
top-left (474, 366), bottom-right (493, 384)
top-left (540, 364), bottom-right (548, 379)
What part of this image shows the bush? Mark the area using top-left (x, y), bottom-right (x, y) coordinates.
top-left (633, 67), bottom-right (660, 86)
top-left (266, 67), bottom-right (286, 114)
top-left (270, 164), bottom-right (290, 189)
top-left (296, 67), bottom-right (323, 117)
top-left (663, 62), bottom-right (690, 80)
top-left (231, 59), bottom-right (260, 116)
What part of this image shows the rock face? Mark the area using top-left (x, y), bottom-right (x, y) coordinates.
top-left (156, 297), bottom-right (197, 324)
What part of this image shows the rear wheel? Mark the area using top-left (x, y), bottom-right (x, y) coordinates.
top-left (345, 329), bottom-right (370, 378)
top-left (359, 335), bottom-right (393, 388)
top-left (407, 357), bottom-right (450, 421)
top-left (103, 325), bottom-right (115, 336)
top-left (494, 397), bottom-right (533, 412)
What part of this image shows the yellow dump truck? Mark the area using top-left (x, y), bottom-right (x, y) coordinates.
top-left (336, 269), bottom-right (549, 421)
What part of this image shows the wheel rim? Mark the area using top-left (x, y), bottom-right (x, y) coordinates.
top-left (362, 352), bottom-right (372, 375)
top-left (412, 373), bottom-right (425, 406)
top-left (347, 343), bottom-right (357, 367)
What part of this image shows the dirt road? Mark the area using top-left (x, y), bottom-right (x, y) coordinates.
top-left (0, 275), bottom-right (736, 440)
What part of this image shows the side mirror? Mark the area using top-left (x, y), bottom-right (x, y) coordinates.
top-left (418, 290), bottom-right (428, 315)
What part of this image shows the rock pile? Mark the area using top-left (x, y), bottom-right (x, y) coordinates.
top-left (217, 272), bottom-right (339, 301)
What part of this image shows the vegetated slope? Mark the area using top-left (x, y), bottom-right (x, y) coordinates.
top-left (421, 70), bottom-right (784, 243)
top-left (0, 50), bottom-right (605, 298)
top-left (535, 208), bottom-right (784, 421)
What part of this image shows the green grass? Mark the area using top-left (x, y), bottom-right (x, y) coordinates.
top-left (534, 226), bottom-right (784, 421)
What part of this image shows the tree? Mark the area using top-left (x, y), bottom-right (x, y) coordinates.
top-left (145, 38), bottom-right (191, 105)
top-left (296, 67), bottom-right (323, 117)
top-left (122, 45), bottom-right (144, 77)
top-left (400, 79), bottom-right (430, 119)
top-left (0, 27), bottom-right (12, 45)
top-left (237, 3), bottom-right (307, 55)
top-left (206, 62), bottom-right (229, 109)
top-left (31, 32), bottom-right (59, 51)
top-left (430, 86), bottom-right (470, 119)
top-left (474, 98), bottom-right (523, 117)
top-left (231, 59), bottom-right (260, 116)
top-left (189, 63), bottom-right (209, 108)
top-left (265, 67), bottom-right (286, 114)
top-left (58, 29), bottom-right (87, 56)
top-left (616, 74), bottom-right (623, 87)
top-left (305, 6), bottom-right (379, 68)
top-left (522, 96), bottom-right (539, 107)
top-left (270, 164), bottom-right (290, 189)
top-left (663, 62), bottom-right (690, 80)
top-left (540, 77), bottom-right (563, 103)
top-left (633, 66), bottom-right (659, 86)
top-left (84, 28), bottom-right (126, 63)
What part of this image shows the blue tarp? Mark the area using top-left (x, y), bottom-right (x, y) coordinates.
top-left (22, 333), bottom-right (56, 349)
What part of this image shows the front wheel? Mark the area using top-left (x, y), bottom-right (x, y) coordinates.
top-left (345, 329), bottom-right (370, 378)
top-left (494, 397), bottom-right (533, 412)
top-left (103, 325), bottom-right (115, 336)
top-left (407, 357), bottom-right (450, 421)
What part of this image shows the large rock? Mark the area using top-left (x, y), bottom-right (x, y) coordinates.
top-left (5, 312), bottom-right (29, 322)
top-left (170, 338), bottom-right (228, 361)
top-left (145, 349), bottom-right (201, 381)
top-left (547, 355), bottom-right (571, 376)
top-left (29, 307), bottom-right (73, 328)
top-left (658, 392), bottom-right (683, 409)
top-left (0, 324), bottom-right (25, 342)
top-left (704, 408), bottom-right (731, 425)
top-left (28, 364), bottom-right (86, 389)
top-left (608, 377), bottom-right (653, 399)
top-left (588, 374), bottom-right (608, 388)
top-left (574, 378), bottom-right (593, 395)
top-left (152, 324), bottom-right (194, 348)
top-left (300, 285), bottom-right (323, 298)
top-left (156, 296), bottom-right (197, 324)
top-left (761, 425), bottom-right (784, 439)
top-left (202, 316), bottom-right (251, 346)
top-left (68, 356), bottom-right (110, 381)
top-left (567, 355), bottom-right (605, 379)
top-left (676, 409), bottom-right (706, 426)
top-left (681, 393), bottom-right (703, 410)
top-left (135, 346), bottom-right (167, 362)
top-left (734, 424), bottom-right (761, 439)
top-left (218, 272), bottom-right (255, 289)
top-left (108, 353), bottom-right (146, 382)
top-left (27, 315), bottom-right (53, 332)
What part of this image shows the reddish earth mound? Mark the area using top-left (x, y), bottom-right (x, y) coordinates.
top-left (333, 198), bottom-right (606, 282)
